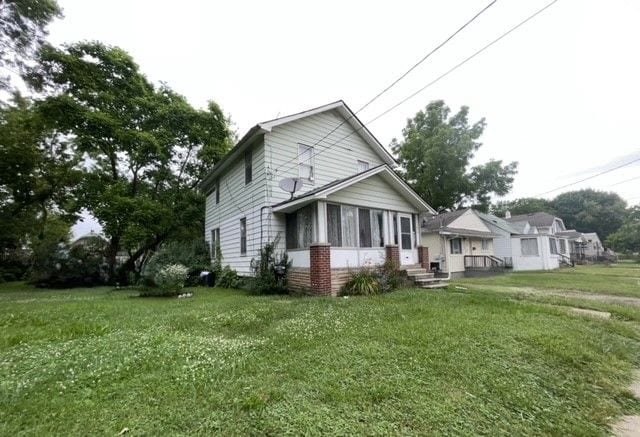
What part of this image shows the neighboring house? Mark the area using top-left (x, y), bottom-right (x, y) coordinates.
top-left (556, 230), bottom-right (587, 261)
top-left (582, 232), bottom-right (604, 258)
top-left (504, 212), bottom-right (572, 270)
top-left (200, 101), bottom-right (436, 295)
top-left (421, 209), bottom-right (500, 278)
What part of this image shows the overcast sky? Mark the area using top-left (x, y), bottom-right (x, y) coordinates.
top-left (45, 0), bottom-right (640, 236)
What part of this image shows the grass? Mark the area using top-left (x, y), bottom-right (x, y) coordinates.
top-left (1, 267), bottom-right (640, 435)
top-left (458, 264), bottom-right (640, 298)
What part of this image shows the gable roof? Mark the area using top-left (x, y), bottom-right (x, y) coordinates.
top-left (506, 212), bottom-right (557, 228)
top-left (200, 100), bottom-right (396, 192)
top-left (271, 164), bottom-right (435, 214)
top-left (476, 211), bottom-right (522, 235)
top-left (422, 209), bottom-right (499, 238)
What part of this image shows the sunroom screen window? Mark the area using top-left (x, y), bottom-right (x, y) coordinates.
top-left (371, 210), bottom-right (384, 247)
top-left (358, 208), bottom-right (372, 247)
top-left (285, 204), bottom-right (314, 249)
top-left (327, 204), bottom-right (342, 247)
top-left (341, 205), bottom-right (358, 247)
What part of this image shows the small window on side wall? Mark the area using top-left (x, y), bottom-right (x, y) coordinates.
top-left (240, 218), bottom-right (247, 255)
top-left (215, 179), bottom-right (220, 204)
top-left (244, 150), bottom-right (252, 184)
top-left (210, 228), bottom-right (220, 259)
top-left (450, 238), bottom-right (462, 254)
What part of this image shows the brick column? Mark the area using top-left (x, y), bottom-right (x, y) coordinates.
top-left (385, 244), bottom-right (400, 269)
top-left (417, 245), bottom-right (430, 270)
top-left (310, 243), bottom-right (331, 295)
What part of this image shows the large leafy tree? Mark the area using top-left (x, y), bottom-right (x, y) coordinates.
top-left (27, 42), bottom-right (232, 282)
top-left (392, 100), bottom-right (517, 211)
top-left (551, 189), bottom-right (628, 240)
top-left (0, 93), bottom-right (79, 259)
top-left (491, 197), bottom-right (554, 218)
top-left (606, 206), bottom-right (640, 253)
top-left (0, 0), bottom-right (62, 90)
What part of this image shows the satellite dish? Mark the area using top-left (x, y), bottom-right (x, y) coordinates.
top-left (279, 177), bottom-right (304, 199)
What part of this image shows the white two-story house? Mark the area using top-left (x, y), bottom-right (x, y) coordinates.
top-left (199, 101), bottom-right (436, 295)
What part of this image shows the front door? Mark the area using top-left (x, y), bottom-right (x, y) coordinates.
top-left (398, 213), bottom-right (414, 265)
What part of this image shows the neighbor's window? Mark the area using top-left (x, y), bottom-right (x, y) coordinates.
top-left (285, 204), bottom-right (314, 249)
top-left (244, 150), bottom-right (252, 184)
top-left (298, 144), bottom-right (314, 181)
top-left (240, 218), bottom-right (247, 255)
top-left (450, 238), bottom-right (462, 255)
top-left (341, 205), bottom-right (358, 247)
top-left (521, 238), bottom-right (539, 256)
top-left (549, 238), bottom-right (558, 255)
top-left (560, 239), bottom-right (567, 253)
top-left (210, 228), bottom-right (220, 259)
top-left (215, 179), bottom-right (220, 204)
top-left (481, 239), bottom-right (489, 250)
top-left (357, 160), bottom-right (369, 173)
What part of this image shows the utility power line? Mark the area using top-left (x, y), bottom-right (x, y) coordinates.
top-left (534, 156), bottom-right (640, 197)
top-left (607, 175), bottom-right (640, 188)
top-left (272, 0), bottom-right (497, 174)
top-left (276, 0), bottom-right (560, 176)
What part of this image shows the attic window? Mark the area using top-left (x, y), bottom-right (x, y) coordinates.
top-left (298, 144), bottom-right (314, 181)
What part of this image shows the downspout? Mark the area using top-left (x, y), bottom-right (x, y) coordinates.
top-left (440, 232), bottom-right (452, 281)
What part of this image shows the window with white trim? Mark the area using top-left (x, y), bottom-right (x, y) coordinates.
top-left (521, 238), bottom-right (539, 256)
top-left (481, 239), bottom-right (489, 250)
top-left (298, 144), bottom-right (314, 181)
top-left (244, 150), bottom-right (252, 184)
top-left (240, 218), bottom-right (247, 255)
top-left (210, 228), bottom-right (220, 259)
top-left (549, 237), bottom-right (558, 255)
top-left (357, 160), bottom-right (369, 173)
top-left (450, 238), bottom-right (462, 255)
top-left (325, 203), bottom-right (384, 248)
top-left (215, 179), bottom-right (220, 204)
top-left (559, 239), bottom-right (567, 253)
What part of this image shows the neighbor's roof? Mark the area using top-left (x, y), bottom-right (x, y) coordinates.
top-left (476, 211), bottom-right (522, 235)
top-left (557, 230), bottom-right (584, 240)
top-left (199, 100), bottom-right (397, 192)
top-left (422, 209), bottom-right (499, 237)
top-left (506, 212), bottom-right (557, 228)
top-left (422, 209), bottom-right (469, 232)
top-left (271, 164), bottom-right (435, 214)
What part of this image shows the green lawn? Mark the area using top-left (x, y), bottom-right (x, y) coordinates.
top-left (458, 264), bottom-right (640, 298)
top-left (1, 268), bottom-right (640, 435)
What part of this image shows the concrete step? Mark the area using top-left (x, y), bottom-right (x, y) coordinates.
top-left (414, 277), bottom-right (443, 283)
top-left (410, 273), bottom-right (435, 279)
top-left (405, 268), bottom-right (428, 276)
top-left (399, 264), bottom-right (421, 270)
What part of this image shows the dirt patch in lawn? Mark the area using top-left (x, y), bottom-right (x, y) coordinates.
top-left (568, 307), bottom-right (611, 319)
top-left (472, 285), bottom-right (640, 307)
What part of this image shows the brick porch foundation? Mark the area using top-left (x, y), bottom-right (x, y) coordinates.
top-left (310, 243), bottom-right (331, 295)
top-left (385, 244), bottom-right (400, 268)
top-left (417, 245), bottom-right (430, 270)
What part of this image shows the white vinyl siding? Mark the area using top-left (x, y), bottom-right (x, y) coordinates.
top-left (327, 175), bottom-right (415, 212)
top-left (357, 160), bottom-right (369, 173)
top-left (204, 141), bottom-right (265, 275)
top-left (521, 238), bottom-right (539, 256)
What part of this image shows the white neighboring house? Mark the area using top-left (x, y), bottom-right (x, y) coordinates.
top-left (582, 232), bottom-right (604, 258)
top-left (421, 209), bottom-right (500, 278)
top-left (475, 211), bottom-right (572, 271)
top-left (200, 101), bottom-right (436, 295)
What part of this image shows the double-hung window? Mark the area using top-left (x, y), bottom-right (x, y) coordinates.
top-left (521, 238), bottom-right (539, 256)
top-left (549, 238), bottom-right (558, 255)
top-left (210, 228), bottom-right (220, 259)
top-left (298, 144), bottom-right (314, 181)
top-left (450, 238), bottom-right (462, 255)
top-left (240, 218), bottom-right (247, 255)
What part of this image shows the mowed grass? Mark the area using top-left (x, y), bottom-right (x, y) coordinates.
top-left (458, 263), bottom-right (640, 298)
top-left (1, 273), bottom-right (640, 435)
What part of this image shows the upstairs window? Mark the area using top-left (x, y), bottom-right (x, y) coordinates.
top-left (298, 144), bottom-right (314, 181)
top-left (244, 150), bottom-right (252, 184)
top-left (450, 238), bottom-right (462, 255)
top-left (240, 218), bottom-right (247, 255)
top-left (215, 179), bottom-right (220, 204)
top-left (357, 160), bottom-right (370, 173)
top-left (521, 238), bottom-right (539, 256)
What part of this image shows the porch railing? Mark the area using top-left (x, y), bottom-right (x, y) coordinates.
top-left (464, 255), bottom-right (505, 271)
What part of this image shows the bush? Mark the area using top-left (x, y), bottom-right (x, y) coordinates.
top-left (378, 259), bottom-right (403, 293)
top-left (341, 268), bottom-right (381, 296)
top-left (341, 261), bottom-right (403, 296)
top-left (249, 239), bottom-right (291, 295)
top-left (153, 263), bottom-right (189, 295)
top-left (216, 265), bottom-right (242, 289)
top-left (142, 239), bottom-right (211, 287)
